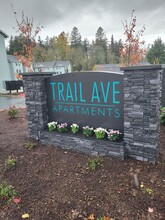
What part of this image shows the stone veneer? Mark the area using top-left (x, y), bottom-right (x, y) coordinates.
top-left (23, 73), bottom-right (53, 139)
top-left (121, 65), bottom-right (164, 163)
top-left (22, 65), bottom-right (164, 163)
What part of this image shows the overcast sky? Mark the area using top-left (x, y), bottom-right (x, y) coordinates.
top-left (1, 0), bottom-right (165, 46)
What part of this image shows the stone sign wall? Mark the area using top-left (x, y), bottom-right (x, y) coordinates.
top-left (22, 65), bottom-right (164, 163)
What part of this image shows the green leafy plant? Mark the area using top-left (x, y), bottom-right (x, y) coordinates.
top-left (0, 181), bottom-right (17, 204)
top-left (160, 107), bottom-right (165, 125)
top-left (83, 126), bottom-right (93, 137)
top-left (57, 123), bottom-right (68, 133)
top-left (8, 105), bottom-right (18, 119)
top-left (87, 157), bottom-right (103, 170)
top-left (5, 156), bottom-right (17, 169)
top-left (140, 182), bottom-right (153, 195)
top-left (107, 129), bottom-right (122, 141)
top-left (25, 141), bottom-right (37, 150)
top-left (145, 188), bottom-right (153, 195)
top-left (70, 123), bottom-right (79, 134)
top-left (47, 121), bottom-right (58, 131)
top-left (94, 127), bottom-right (106, 139)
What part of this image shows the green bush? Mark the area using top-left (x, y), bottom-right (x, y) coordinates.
top-left (8, 105), bottom-right (18, 119)
top-left (25, 141), bottom-right (37, 150)
top-left (0, 181), bottom-right (17, 204)
top-left (87, 157), bottom-right (103, 170)
top-left (5, 156), bottom-right (17, 169)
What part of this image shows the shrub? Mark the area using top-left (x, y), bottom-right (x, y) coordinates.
top-left (5, 156), bottom-right (17, 169)
top-left (87, 157), bottom-right (103, 170)
top-left (8, 105), bottom-right (18, 119)
top-left (25, 141), bottom-right (37, 150)
top-left (0, 181), bottom-right (17, 204)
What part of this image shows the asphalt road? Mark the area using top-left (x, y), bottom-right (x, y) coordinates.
top-left (0, 96), bottom-right (25, 109)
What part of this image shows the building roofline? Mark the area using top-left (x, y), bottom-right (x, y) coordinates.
top-left (0, 29), bottom-right (8, 38)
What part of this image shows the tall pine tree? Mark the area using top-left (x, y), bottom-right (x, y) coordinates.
top-left (94, 27), bottom-right (108, 63)
top-left (70, 27), bottom-right (82, 48)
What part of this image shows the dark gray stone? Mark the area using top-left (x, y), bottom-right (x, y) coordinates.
top-left (123, 65), bottom-right (163, 163)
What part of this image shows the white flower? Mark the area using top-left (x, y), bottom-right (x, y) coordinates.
top-left (94, 127), bottom-right (106, 133)
top-left (107, 129), bottom-right (121, 135)
top-left (71, 123), bottom-right (79, 128)
top-left (47, 121), bottom-right (57, 127)
top-left (83, 126), bottom-right (93, 130)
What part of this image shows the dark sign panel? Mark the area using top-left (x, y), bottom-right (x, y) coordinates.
top-left (45, 72), bottom-right (124, 132)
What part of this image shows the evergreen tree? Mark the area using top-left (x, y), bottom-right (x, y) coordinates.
top-left (95, 27), bottom-right (107, 45)
top-left (88, 40), bottom-right (97, 68)
top-left (82, 38), bottom-right (90, 55)
top-left (108, 35), bottom-right (123, 63)
top-left (107, 35), bottom-right (115, 63)
top-left (95, 27), bottom-right (108, 63)
top-left (7, 35), bottom-right (25, 55)
top-left (110, 35), bottom-right (115, 52)
top-left (147, 37), bottom-right (165, 64)
top-left (113, 39), bottom-right (123, 63)
top-left (70, 27), bottom-right (82, 48)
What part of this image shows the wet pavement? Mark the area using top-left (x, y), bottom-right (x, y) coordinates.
top-left (0, 95), bottom-right (25, 110)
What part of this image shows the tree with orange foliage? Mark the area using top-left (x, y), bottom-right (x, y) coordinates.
top-left (12, 5), bottom-right (43, 71)
top-left (120, 10), bottom-right (146, 67)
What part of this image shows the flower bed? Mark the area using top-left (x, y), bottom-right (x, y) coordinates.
top-left (47, 121), bottom-right (123, 142)
top-left (38, 122), bottom-right (125, 159)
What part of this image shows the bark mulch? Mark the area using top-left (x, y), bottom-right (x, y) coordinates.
top-left (0, 108), bottom-right (165, 220)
